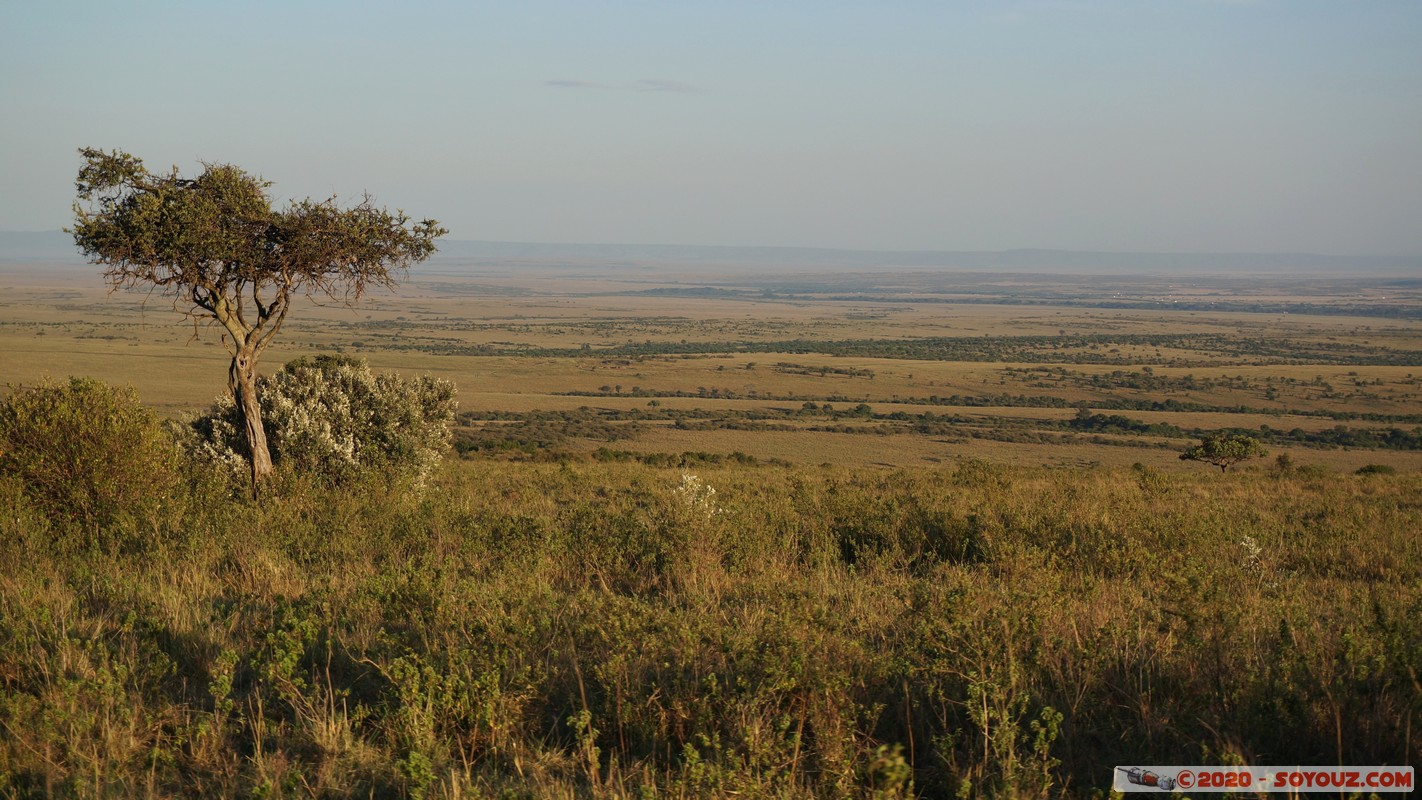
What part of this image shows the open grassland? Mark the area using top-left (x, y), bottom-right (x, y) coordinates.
top-left (3, 260), bottom-right (1422, 798)
top-left (3, 263), bottom-right (1422, 471)
top-left (2, 459), bottom-right (1420, 798)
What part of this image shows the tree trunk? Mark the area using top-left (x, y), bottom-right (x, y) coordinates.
top-left (229, 349), bottom-right (274, 497)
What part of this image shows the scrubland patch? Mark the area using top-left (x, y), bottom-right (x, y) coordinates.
top-left (1, 458), bottom-right (1419, 798)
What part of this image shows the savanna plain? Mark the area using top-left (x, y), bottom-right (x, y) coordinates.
top-left (2, 255), bottom-right (1420, 798)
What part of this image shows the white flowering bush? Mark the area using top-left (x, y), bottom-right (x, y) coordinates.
top-left (672, 472), bottom-right (721, 520)
top-left (1240, 534), bottom-right (1278, 589)
top-left (176, 355), bottom-right (456, 487)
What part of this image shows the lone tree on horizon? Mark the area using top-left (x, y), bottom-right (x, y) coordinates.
top-left (1179, 432), bottom-right (1268, 473)
top-left (71, 148), bottom-right (446, 495)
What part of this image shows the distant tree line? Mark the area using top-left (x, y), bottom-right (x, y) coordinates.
top-left (362, 333), bottom-right (1422, 367)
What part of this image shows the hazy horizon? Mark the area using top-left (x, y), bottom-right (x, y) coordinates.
top-left (5, 227), bottom-right (1422, 260)
top-left (4, 1), bottom-right (1420, 256)
top-left (7, 230), bottom-right (1422, 279)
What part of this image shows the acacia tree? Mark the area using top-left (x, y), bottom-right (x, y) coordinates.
top-left (71, 148), bottom-right (446, 495)
top-left (1179, 432), bottom-right (1268, 473)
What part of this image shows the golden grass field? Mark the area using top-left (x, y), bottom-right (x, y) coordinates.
top-left (3, 261), bottom-right (1421, 471)
top-left (4, 258), bottom-right (1422, 798)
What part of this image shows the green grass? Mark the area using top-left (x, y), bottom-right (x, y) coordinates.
top-left (2, 458), bottom-right (1419, 798)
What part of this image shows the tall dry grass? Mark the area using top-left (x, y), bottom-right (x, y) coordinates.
top-left (1, 457), bottom-right (1419, 798)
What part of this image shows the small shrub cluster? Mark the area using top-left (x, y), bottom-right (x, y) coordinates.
top-left (453, 408), bottom-right (638, 456)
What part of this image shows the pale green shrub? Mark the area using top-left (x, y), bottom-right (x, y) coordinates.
top-left (177, 355), bottom-right (456, 486)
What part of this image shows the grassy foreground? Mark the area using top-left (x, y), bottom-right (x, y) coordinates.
top-left (1, 460), bottom-right (1419, 798)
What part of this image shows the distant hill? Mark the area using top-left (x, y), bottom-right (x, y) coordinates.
top-left (433, 240), bottom-right (1422, 275)
top-left (5, 230), bottom-right (1420, 275)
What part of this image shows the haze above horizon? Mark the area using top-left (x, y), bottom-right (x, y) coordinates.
top-left (3, 1), bottom-right (1419, 256)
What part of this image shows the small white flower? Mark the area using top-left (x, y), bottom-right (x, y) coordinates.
top-left (1241, 535), bottom-right (1262, 563)
top-left (673, 472), bottom-right (720, 519)
top-left (1240, 535), bottom-right (1277, 589)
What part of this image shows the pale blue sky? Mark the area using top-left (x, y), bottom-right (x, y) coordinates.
top-left (2, 0), bottom-right (1419, 253)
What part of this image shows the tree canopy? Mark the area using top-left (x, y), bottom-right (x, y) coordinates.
top-left (71, 148), bottom-right (446, 493)
top-left (1179, 433), bottom-right (1269, 473)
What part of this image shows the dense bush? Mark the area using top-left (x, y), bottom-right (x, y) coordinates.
top-left (0, 377), bottom-right (180, 531)
top-left (178, 355), bottom-right (456, 486)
